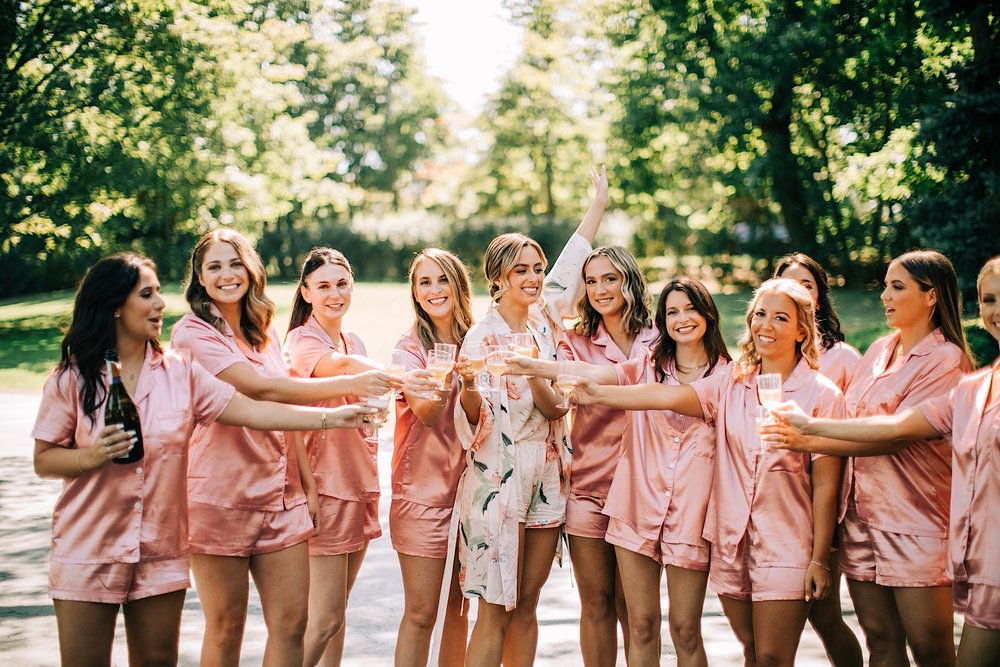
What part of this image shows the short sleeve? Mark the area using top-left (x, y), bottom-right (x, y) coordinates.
top-left (31, 370), bottom-right (81, 447)
top-left (171, 317), bottom-right (244, 377)
top-left (285, 328), bottom-right (333, 378)
top-left (690, 371), bottom-right (729, 422)
top-left (189, 359), bottom-right (237, 425)
top-left (917, 391), bottom-right (954, 438)
top-left (615, 356), bottom-right (646, 386)
top-left (557, 339), bottom-right (575, 362)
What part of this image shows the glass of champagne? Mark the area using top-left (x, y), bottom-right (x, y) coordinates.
top-left (387, 349), bottom-right (407, 383)
top-left (464, 342), bottom-right (487, 393)
top-left (427, 349), bottom-right (455, 393)
top-left (554, 360), bottom-right (578, 409)
top-left (433, 342), bottom-right (458, 360)
top-left (362, 391), bottom-right (392, 444)
top-left (509, 332), bottom-right (536, 358)
top-left (486, 345), bottom-right (508, 391)
top-left (756, 373), bottom-right (782, 406)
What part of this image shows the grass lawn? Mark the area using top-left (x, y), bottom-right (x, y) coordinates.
top-left (0, 282), bottom-right (898, 391)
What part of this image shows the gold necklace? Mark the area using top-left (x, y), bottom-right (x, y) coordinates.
top-left (676, 360), bottom-right (709, 373)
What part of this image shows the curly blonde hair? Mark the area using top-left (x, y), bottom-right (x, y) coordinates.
top-left (734, 278), bottom-right (820, 380)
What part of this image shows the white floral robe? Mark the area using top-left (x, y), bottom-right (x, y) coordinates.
top-left (452, 233), bottom-right (590, 610)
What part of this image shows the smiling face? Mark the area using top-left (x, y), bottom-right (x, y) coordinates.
top-left (500, 245), bottom-right (545, 308)
top-left (750, 292), bottom-right (804, 362)
top-left (116, 265), bottom-right (165, 343)
top-left (663, 288), bottom-right (707, 346)
top-left (881, 261), bottom-right (936, 332)
top-left (980, 271), bottom-right (1000, 344)
top-left (301, 262), bottom-right (353, 328)
top-left (584, 255), bottom-right (626, 320)
top-left (198, 241), bottom-right (250, 307)
top-left (778, 263), bottom-right (820, 306)
top-left (412, 257), bottom-right (455, 325)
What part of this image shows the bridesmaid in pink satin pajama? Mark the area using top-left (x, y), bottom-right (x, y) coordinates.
top-left (33, 254), bottom-right (370, 665)
top-left (766, 256), bottom-right (1000, 667)
top-left (571, 278), bottom-right (843, 667)
top-left (558, 246), bottom-right (655, 666)
top-left (773, 253), bottom-right (863, 667)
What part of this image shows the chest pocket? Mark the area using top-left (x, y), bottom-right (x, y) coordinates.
top-left (765, 450), bottom-right (805, 474)
top-left (155, 409), bottom-right (194, 456)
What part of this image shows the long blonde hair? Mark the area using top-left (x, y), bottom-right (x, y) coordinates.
top-left (574, 246), bottom-right (651, 338)
top-left (185, 229), bottom-right (275, 349)
top-left (483, 233), bottom-right (547, 304)
top-left (409, 248), bottom-right (474, 350)
top-left (734, 278), bottom-right (820, 379)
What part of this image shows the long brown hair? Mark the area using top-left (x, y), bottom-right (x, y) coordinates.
top-left (58, 253), bottom-right (163, 421)
top-left (893, 250), bottom-right (973, 367)
top-left (734, 278), bottom-right (820, 380)
top-left (651, 277), bottom-right (730, 382)
top-left (409, 248), bottom-right (474, 350)
top-left (287, 247), bottom-right (354, 333)
top-left (774, 252), bottom-right (846, 351)
top-left (574, 246), bottom-right (651, 338)
top-left (185, 229), bottom-right (275, 349)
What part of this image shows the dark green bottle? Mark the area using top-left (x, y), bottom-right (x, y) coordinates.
top-left (104, 350), bottom-right (144, 464)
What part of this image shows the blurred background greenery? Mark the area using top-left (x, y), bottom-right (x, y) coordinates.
top-left (1, 1), bottom-right (996, 316)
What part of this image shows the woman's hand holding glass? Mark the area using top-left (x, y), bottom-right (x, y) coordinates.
top-left (554, 360), bottom-right (580, 409)
top-left (759, 401), bottom-right (814, 452)
top-left (457, 342), bottom-right (487, 393)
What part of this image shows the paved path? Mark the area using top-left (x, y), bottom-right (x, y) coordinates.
top-left (0, 391), bottom-right (959, 664)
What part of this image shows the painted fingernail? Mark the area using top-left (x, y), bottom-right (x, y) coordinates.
top-left (128, 430), bottom-right (137, 437)
top-left (130, 437), bottom-right (138, 445)
top-left (127, 445), bottom-right (135, 452)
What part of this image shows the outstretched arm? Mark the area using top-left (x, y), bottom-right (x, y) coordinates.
top-left (762, 402), bottom-right (941, 456)
top-left (217, 393), bottom-right (374, 431)
top-left (505, 354), bottom-right (619, 385)
top-left (572, 379), bottom-right (704, 419)
top-left (216, 362), bottom-right (398, 405)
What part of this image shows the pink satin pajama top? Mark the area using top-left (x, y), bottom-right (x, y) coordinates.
top-left (171, 312), bottom-right (306, 511)
top-left (919, 362), bottom-right (1000, 587)
top-left (32, 346), bottom-right (234, 564)
top-left (819, 341), bottom-right (862, 392)
top-left (391, 330), bottom-right (465, 508)
top-left (285, 315), bottom-right (378, 503)
top-left (603, 353), bottom-right (727, 546)
top-left (695, 360), bottom-right (844, 564)
top-left (558, 324), bottom-right (657, 501)
top-left (843, 329), bottom-right (970, 536)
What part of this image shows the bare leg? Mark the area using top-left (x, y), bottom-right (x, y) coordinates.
top-left (465, 600), bottom-right (514, 667)
top-left (893, 585), bottom-right (956, 667)
top-left (569, 535), bottom-right (621, 667)
top-left (719, 595), bottom-right (757, 667)
top-left (122, 589), bottom-right (186, 666)
top-left (664, 565), bottom-right (709, 667)
top-left (315, 546), bottom-right (368, 667)
top-left (806, 553), bottom-right (862, 667)
top-left (614, 546), bottom-right (662, 667)
top-left (250, 542), bottom-right (310, 667)
top-left (846, 578), bottom-right (909, 667)
top-left (956, 624), bottom-right (1000, 667)
top-left (501, 526), bottom-right (560, 667)
top-left (395, 551), bottom-right (467, 667)
top-left (191, 553), bottom-right (251, 667)
top-left (53, 599), bottom-right (119, 667)
top-left (751, 599), bottom-right (811, 667)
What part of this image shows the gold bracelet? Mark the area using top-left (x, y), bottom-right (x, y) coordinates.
top-left (75, 450), bottom-right (86, 475)
top-left (809, 560), bottom-right (831, 571)
top-left (321, 410), bottom-right (327, 430)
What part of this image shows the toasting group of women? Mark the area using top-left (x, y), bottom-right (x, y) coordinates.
top-left (32, 167), bottom-right (999, 667)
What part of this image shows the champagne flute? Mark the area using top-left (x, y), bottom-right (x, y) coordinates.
top-left (509, 332), bottom-right (536, 358)
top-left (386, 349), bottom-right (407, 383)
top-left (362, 391), bottom-right (392, 444)
top-left (464, 342), bottom-right (487, 393)
top-left (554, 360), bottom-right (578, 409)
top-left (756, 373), bottom-right (782, 406)
top-left (433, 342), bottom-right (458, 360)
top-left (427, 349), bottom-right (455, 392)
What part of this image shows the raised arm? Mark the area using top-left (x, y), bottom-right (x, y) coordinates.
top-left (572, 379), bottom-right (704, 419)
top-left (762, 403), bottom-right (941, 456)
top-left (574, 165), bottom-right (609, 245)
top-left (216, 362), bottom-right (396, 405)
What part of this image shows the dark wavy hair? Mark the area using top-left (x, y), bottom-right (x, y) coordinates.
top-left (57, 253), bottom-right (162, 421)
top-left (651, 277), bottom-right (731, 382)
top-left (774, 253), bottom-right (846, 352)
top-left (287, 247), bottom-right (354, 333)
top-left (185, 229), bottom-right (275, 349)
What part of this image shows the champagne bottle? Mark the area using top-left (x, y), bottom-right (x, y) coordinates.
top-left (104, 350), bottom-right (144, 464)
